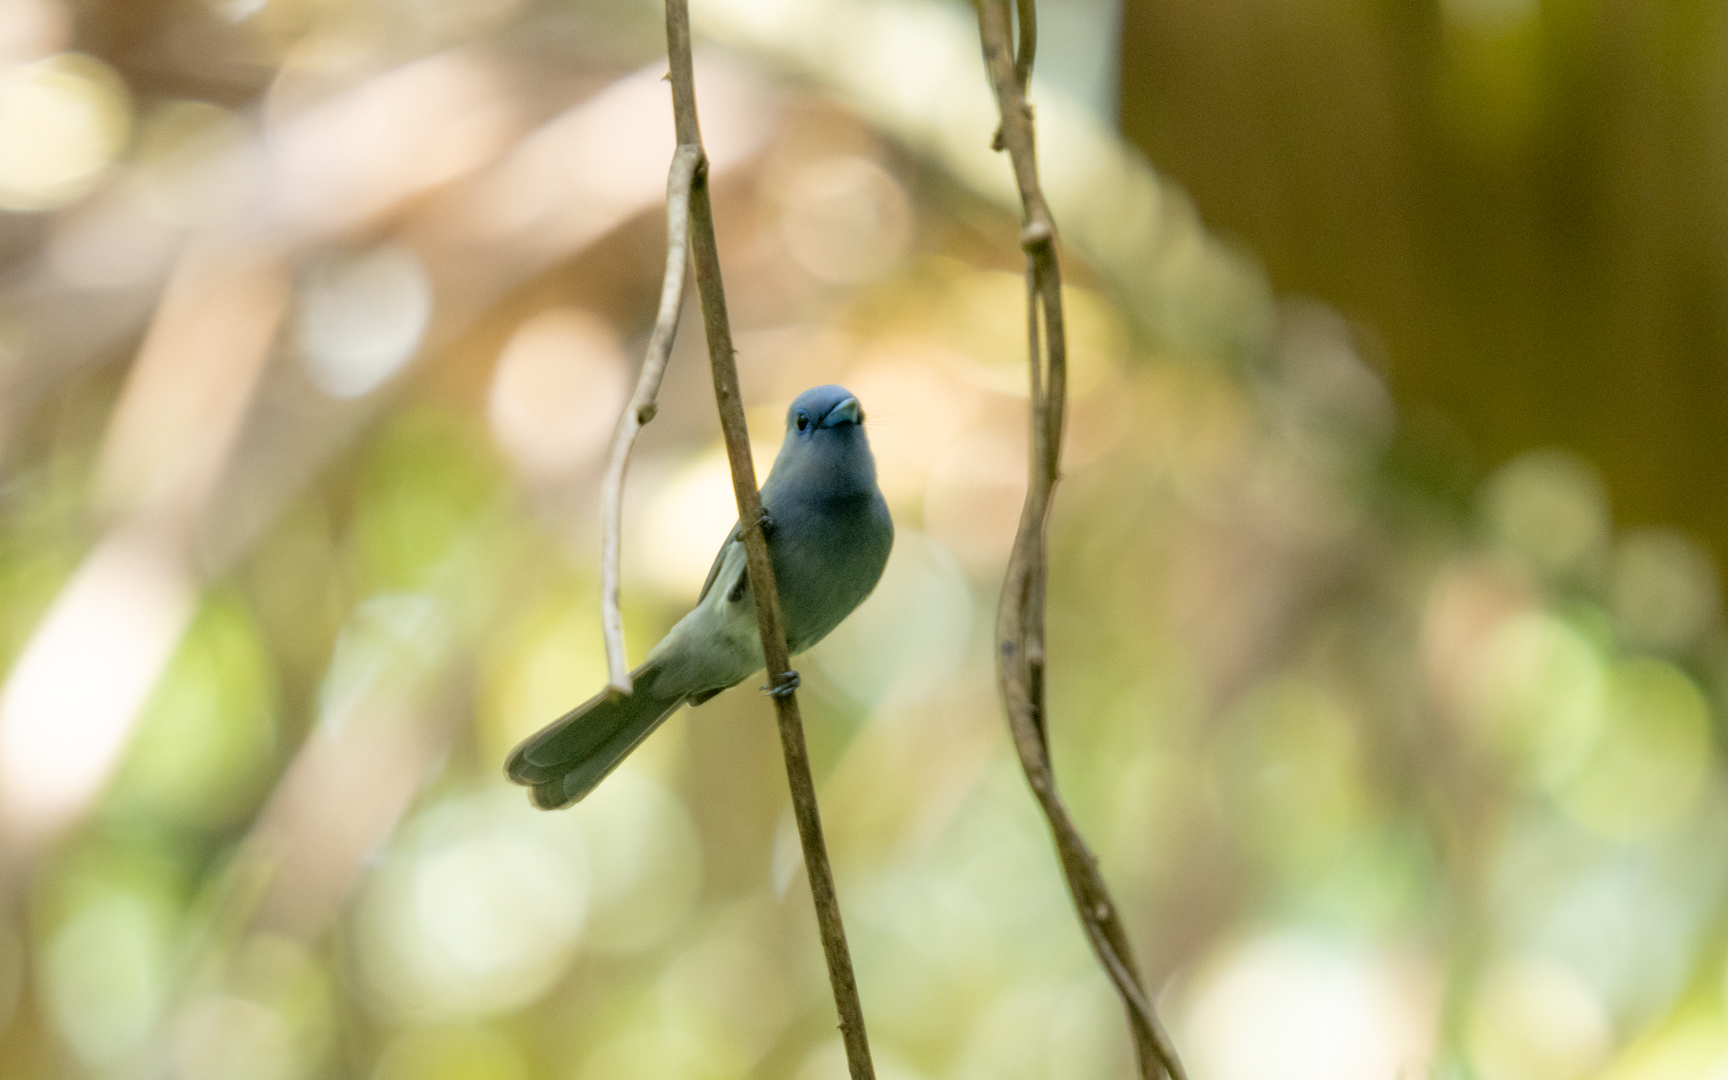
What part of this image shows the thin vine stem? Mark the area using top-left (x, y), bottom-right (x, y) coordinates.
top-left (657, 2), bottom-right (878, 1076)
top-left (976, 1), bottom-right (1188, 1077)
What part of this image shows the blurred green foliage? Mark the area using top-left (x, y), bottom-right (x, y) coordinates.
top-left (104, 591), bottom-right (279, 829)
top-left (0, 3), bottom-right (1724, 1080)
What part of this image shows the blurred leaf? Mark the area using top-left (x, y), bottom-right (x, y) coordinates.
top-left (103, 589), bottom-right (279, 829)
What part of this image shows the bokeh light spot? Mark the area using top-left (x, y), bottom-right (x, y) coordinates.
top-left (354, 790), bottom-right (589, 1020)
top-left (1466, 956), bottom-right (1609, 1080)
top-left (1483, 450), bottom-right (1610, 582)
top-left (1182, 933), bottom-right (1435, 1080)
top-left (1610, 528), bottom-right (1721, 655)
top-left (172, 933), bottom-right (335, 1080)
top-left (487, 308), bottom-right (629, 479)
top-left (1471, 611), bottom-right (1606, 789)
top-left (40, 890), bottom-right (172, 1066)
top-left (296, 243), bottom-right (431, 400)
top-left (776, 154), bottom-right (912, 285)
top-left (170, 995), bottom-right (297, 1080)
top-left (1554, 658), bottom-right (1710, 840)
top-left (0, 52), bottom-right (130, 211)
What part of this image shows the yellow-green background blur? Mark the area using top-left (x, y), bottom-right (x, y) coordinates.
top-left (0, 2), bottom-right (1724, 1080)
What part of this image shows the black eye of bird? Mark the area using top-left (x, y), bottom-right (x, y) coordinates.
top-left (796, 413), bottom-right (809, 431)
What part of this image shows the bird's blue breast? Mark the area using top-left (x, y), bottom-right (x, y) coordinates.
top-left (763, 486), bottom-right (894, 654)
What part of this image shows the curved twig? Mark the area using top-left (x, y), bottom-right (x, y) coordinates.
top-left (976, 1), bottom-right (1188, 1078)
top-left (600, 143), bottom-right (702, 694)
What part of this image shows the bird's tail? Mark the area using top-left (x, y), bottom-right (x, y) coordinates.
top-left (504, 659), bottom-right (686, 809)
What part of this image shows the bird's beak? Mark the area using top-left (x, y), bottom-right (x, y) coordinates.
top-left (821, 397), bottom-right (863, 428)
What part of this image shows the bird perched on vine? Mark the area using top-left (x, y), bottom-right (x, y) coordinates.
top-left (506, 385), bottom-right (894, 809)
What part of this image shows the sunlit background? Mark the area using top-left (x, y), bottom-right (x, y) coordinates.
top-left (0, 1), bottom-right (1725, 1079)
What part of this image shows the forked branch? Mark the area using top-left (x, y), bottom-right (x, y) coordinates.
top-left (976, 1), bottom-right (1189, 1077)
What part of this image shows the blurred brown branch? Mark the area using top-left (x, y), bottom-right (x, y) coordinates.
top-left (991, 0), bottom-right (1037, 151)
top-left (648, 1), bottom-right (878, 1076)
top-left (599, 142), bottom-right (701, 694)
top-left (975, 2), bottom-right (1188, 1078)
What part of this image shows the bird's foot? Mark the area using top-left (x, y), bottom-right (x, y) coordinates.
top-left (761, 670), bottom-right (801, 698)
top-left (730, 510), bottom-right (774, 543)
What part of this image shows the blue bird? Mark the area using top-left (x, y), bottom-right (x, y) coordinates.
top-left (507, 385), bottom-right (894, 809)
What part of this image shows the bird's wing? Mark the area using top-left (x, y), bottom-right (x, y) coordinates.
top-left (691, 525), bottom-right (739, 608)
top-left (694, 514), bottom-right (763, 608)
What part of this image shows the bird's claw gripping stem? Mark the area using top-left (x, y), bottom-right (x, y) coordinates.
top-left (762, 670), bottom-right (801, 698)
top-left (731, 509), bottom-right (774, 544)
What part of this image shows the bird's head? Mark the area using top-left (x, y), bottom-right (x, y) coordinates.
top-left (785, 384), bottom-right (866, 438)
top-left (769, 384), bottom-right (876, 495)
